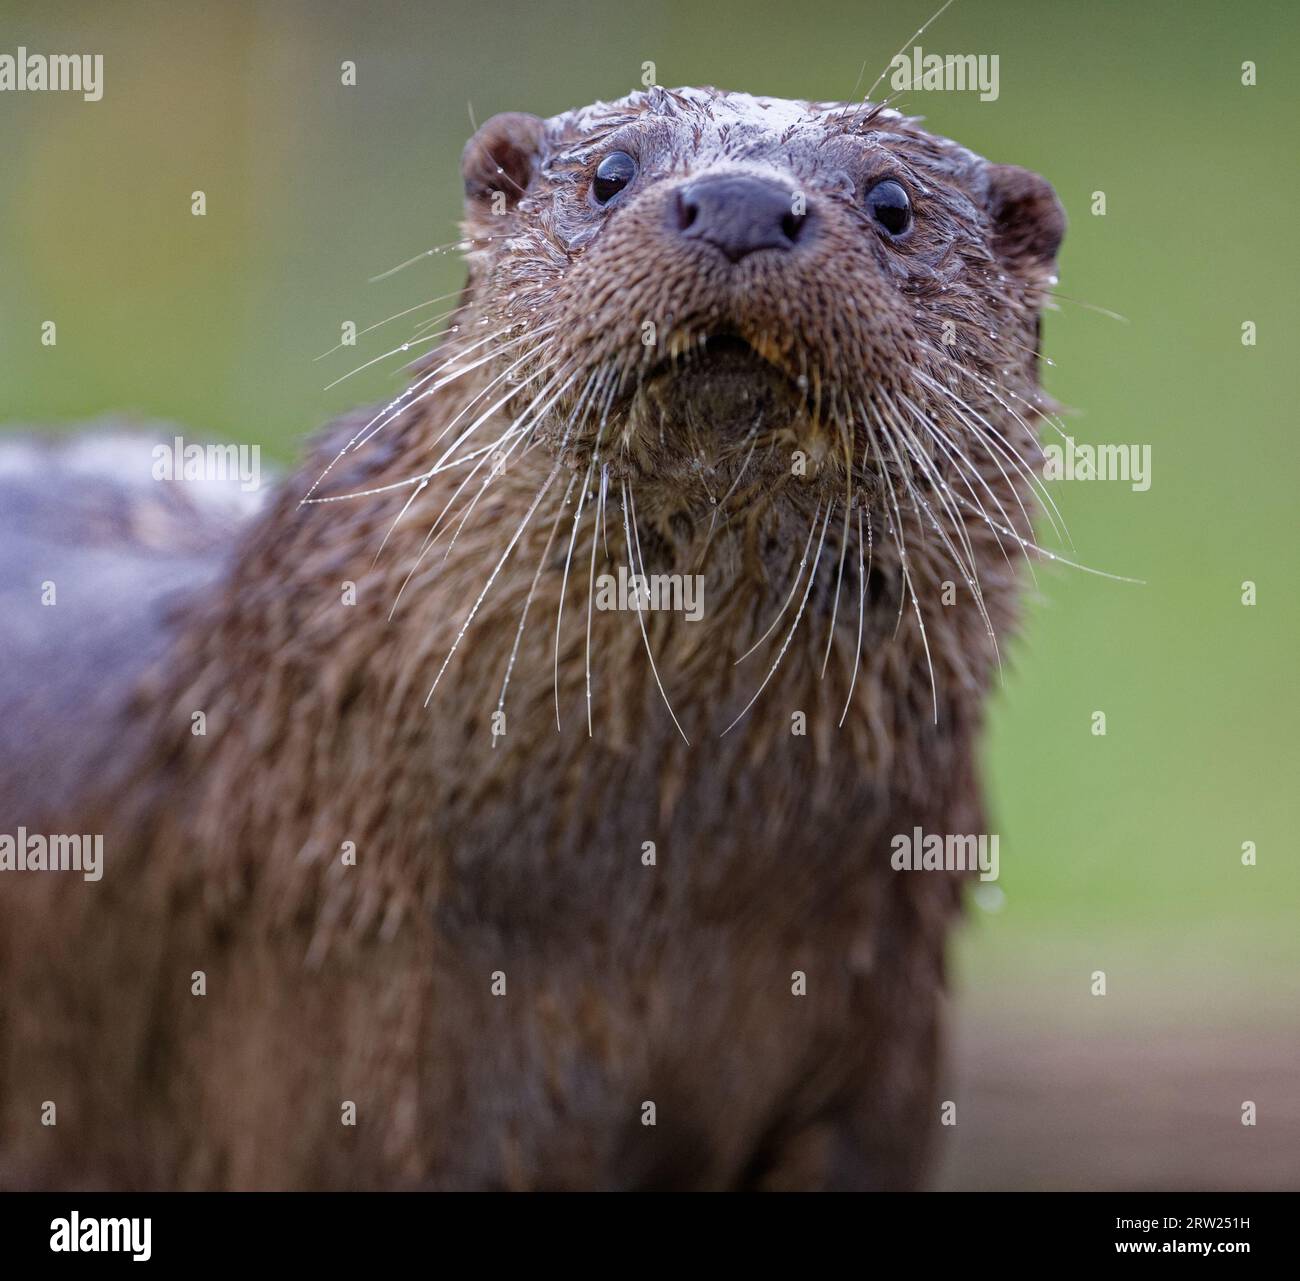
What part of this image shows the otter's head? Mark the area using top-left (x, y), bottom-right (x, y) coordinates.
top-left (457, 86), bottom-right (1064, 514)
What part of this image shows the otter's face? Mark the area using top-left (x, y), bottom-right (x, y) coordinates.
top-left (458, 87), bottom-right (1064, 506)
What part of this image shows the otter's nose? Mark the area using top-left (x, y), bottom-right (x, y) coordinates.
top-left (674, 174), bottom-right (807, 262)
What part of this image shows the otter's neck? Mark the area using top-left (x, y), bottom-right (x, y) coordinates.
top-left (133, 376), bottom-right (1019, 937)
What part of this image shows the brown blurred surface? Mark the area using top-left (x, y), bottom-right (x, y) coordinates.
top-left (938, 1009), bottom-right (1300, 1190)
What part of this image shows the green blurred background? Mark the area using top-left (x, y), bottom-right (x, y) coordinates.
top-left (2, 0), bottom-right (1296, 1186)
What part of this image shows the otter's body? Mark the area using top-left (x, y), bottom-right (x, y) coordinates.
top-left (0, 89), bottom-right (1063, 1190)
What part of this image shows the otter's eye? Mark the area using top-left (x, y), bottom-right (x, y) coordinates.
top-left (593, 151), bottom-right (637, 204)
top-left (865, 179), bottom-right (912, 236)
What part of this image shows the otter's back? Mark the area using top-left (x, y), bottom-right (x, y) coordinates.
top-left (0, 429), bottom-right (264, 819)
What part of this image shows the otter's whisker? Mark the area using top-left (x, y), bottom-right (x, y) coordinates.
top-left (868, 420), bottom-right (938, 722)
top-left (314, 288), bottom-right (464, 361)
top-left (367, 231), bottom-right (515, 284)
top-left (300, 321), bottom-right (538, 505)
top-left (368, 320), bottom-right (562, 455)
top-left (918, 338), bottom-right (1072, 448)
top-left (696, 416), bottom-right (762, 571)
top-left (913, 366), bottom-right (1068, 549)
top-left (309, 352), bottom-right (560, 511)
top-left (321, 326), bottom-right (449, 393)
top-left (585, 462), bottom-right (610, 737)
top-left (948, 496), bottom-right (1144, 584)
top-left (422, 462), bottom-right (561, 707)
top-left (554, 376), bottom-right (617, 731)
top-left (898, 388), bottom-right (1027, 585)
top-left (914, 348), bottom-right (1067, 509)
top-left (598, 456), bottom-right (613, 561)
top-left (440, 364), bottom-right (584, 561)
top-left (367, 354), bottom-right (566, 574)
top-left (369, 317), bottom-right (562, 450)
top-left (495, 472), bottom-right (577, 744)
top-left (414, 356), bottom-right (570, 532)
top-left (410, 306), bottom-right (470, 342)
top-left (415, 339), bottom-right (564, 469)
top-left (880, 392), bottom-right (1001, 646)
top-left (624, 481), bottom-right (690, 746)
top-left (555, 460), bottom-right (595, 732)
top-left (387, 360), bottom-right (575, 618)
top-left (1043, 290), bottom-right (1129, 324)
top-left (879, 400), bottom-right (1002, 682)
top-left (927, 358), bottom-right (1077, 553)
top-left (843, 0), bottom-right (960, 128)
top-left (734, 499), bottom-right (824, 666)
top-left (335, 314), bottom-right (522, 410)
top-left (820, 436), bottom-right (854, 680)
top-left (334, 353), bottom-right (567, 572)
top-left (913, 374), bottom-right (1055, 566)
top-left (721, 499), bottom-right (833, 737)
top-left (838, 505), bottom-right (870, 728)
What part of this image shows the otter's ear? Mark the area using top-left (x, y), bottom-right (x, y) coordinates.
top-left (984, 164), bottom-right (1065, 280)
top-left (461, 112), bottom-right (545, 212)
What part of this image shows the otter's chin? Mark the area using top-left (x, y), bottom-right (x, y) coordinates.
top-left (635, 334), bottom-right (806, 439)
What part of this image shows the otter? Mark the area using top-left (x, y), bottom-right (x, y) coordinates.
top-left (0, 87), bottom-right (1064, 1191)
